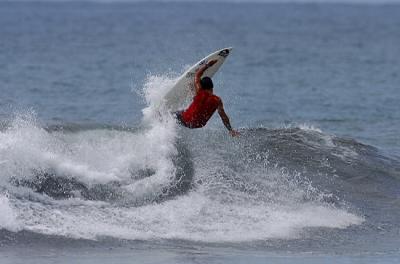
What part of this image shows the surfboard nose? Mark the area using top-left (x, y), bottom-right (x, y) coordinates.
top-left (218, 47), bottom-right (232, 58)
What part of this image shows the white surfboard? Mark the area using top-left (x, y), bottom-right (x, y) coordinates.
top-left (164, 47), bottom-right (232, 112)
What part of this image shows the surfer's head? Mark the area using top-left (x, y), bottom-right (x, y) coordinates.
top-left (200, 77), bottom-right (213, 90)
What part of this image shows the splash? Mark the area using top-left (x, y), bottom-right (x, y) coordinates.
top-left (0, 193), bottom-right (20, 232)
top-left (0, 73), bottom-right (181, 201)
top-left (0, 75), bottom-right (366, 242)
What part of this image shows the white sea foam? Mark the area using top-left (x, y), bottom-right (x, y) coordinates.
top-left (13, 191), bottom-right (363, 242)
top-left (0, 194), bottom-right (20, 232)
top-left (0, 75), bottom-right (365, 242)
top-left (0, 92), bottom-right (178, 190)
top-left (298, 123), bottom-right (323, 133)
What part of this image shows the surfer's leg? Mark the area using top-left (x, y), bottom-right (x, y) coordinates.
top-left (172, 111), bottom-right (190, 128)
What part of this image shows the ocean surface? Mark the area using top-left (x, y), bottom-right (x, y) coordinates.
top-left (1, 2), bottom-right (400, 263)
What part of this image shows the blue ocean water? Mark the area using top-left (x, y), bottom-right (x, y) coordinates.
top-left (1, 2), bottom-right (400, 151)
top-left (1, 2), bottom-right (400, 263)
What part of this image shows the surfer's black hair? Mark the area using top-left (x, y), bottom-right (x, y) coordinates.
top-left (200, 77), bottom-right (213, 90)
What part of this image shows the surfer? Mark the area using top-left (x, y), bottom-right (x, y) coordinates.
top-left (175, 60), bottom-right (240, 137)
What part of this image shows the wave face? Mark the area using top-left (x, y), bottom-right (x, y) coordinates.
top-left (0, 117), bottom-right (365, 242)
top-left (2, 75), bottom-right (399, 244)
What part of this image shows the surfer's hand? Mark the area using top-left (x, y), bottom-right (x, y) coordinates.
top-left (229, 130), bottom-right (240, 137)
top-left (207, 60), bottom-right (217, 67)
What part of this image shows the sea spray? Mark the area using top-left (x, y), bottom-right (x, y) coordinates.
top-left (123, 74), bottom-right (180, 199)
top-left (0, 75), bottom-right (365, 242)
top-left (0, 193), bottom-right (20, 232)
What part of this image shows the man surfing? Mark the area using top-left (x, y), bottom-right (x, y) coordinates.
top-left (175, 60), bottom-right (240, 137)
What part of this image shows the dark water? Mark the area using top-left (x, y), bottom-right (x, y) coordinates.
top-left (1, 2), bottom-right (400, 263)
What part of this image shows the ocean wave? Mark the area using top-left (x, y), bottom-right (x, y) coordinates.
top-left (0, 112), bottom-right (376, 242)
top-left (1, 72), bottom-right (398, 243)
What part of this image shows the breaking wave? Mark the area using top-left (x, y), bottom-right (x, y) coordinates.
top-left (3, 74), bottom-right (399, 243)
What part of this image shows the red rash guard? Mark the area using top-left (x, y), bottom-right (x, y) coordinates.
top-left (181, 90), bottom-right (221, 128)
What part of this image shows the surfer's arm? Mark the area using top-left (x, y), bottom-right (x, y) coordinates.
top-left (218, 101), bottom-right (240, 137)
top-left (194, 60), bottom-right (217, 94)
